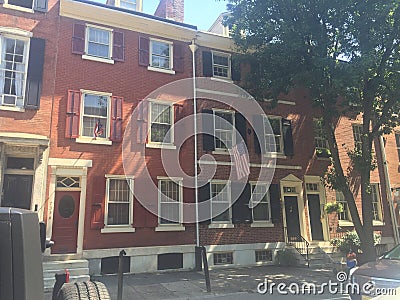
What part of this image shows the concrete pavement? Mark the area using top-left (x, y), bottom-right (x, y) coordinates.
top-left (85, 265), bottom-right (346, 299)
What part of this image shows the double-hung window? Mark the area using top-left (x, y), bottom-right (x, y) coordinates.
top-left (118, 0), bottom-right (137, 10)
top-left (264, 116), bottom-right (283, 154)
top-left (210, 181), bottom-right (231, 223)
top-left (158, 179), bottom-right (182, 225)
top-left (335, 191), bottom-right (350, 222)
top-left (86, 26), bottom-right (112, 59)
top-left (371, 183), bottom-right (383, 222)
top-left (250, 184), bottom-right (271, 222)
top-left (214, 110), bottom-right (234, 150)
top-left (5, 0), bottom-right (34, 10)
top-left (314, 118), bottom-right (329, 150)
top-left (352, 124), bottom-right (363, 151)
top-left (0, 35), bottom-right (28, 108)
top-left (212, 52), bottom-right (231, 79)
top-left (149, 102), bottom-right (173, 144)
top-left (105, 176), bottom-right (133, 227)
top-left (150, 39), bottom-right (172, 70)
top-left (395, 133), bottom-right (400, 161)
top-left (81, 92), bottom-right (109, 139)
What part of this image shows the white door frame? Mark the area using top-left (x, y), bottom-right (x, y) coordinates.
top-left (46, 158), bottom-right (92, 255)
top-left (280, 174), bottom-right (307, 240)
top-left (304, 175), bottom-right (329, 241)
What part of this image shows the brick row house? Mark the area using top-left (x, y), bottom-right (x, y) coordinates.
top-left (0, 0), bottom-right (399, 278)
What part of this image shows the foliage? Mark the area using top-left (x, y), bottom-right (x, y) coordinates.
top-left (225, 0), bottom-right (400, 261)
top-left (325, 202), bottom-right (344, 214)
top-left (330, 231), bottom-right (381, 254)
top-left (275, 249), bottom-right (299, 266)
top-left (316, 148), bottom-right (331, 158)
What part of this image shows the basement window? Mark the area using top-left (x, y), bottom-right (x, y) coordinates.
top-left (213, 252), bottom-right (233, 265)
top-left (255, 250), bottom-right (272, 262)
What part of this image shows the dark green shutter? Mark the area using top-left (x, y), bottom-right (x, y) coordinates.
top-left (235, 113), bottom-right (247, 145)
top-left (198, 182), bottom-right (211, 224)
top-left (253, 115), bottom-right (265, 154)
top-left (231, 56), bottom-right (241, 81)
top-left (269, 184), bottom-right (281, 224)
top-left (202, 51), bottom-right (213, 77)
top-left (202, 109), bottom-right (215, 151)
top-left (25, 38), bottom-right (45, 110)
top-left (232, 183), bottom-right (252, 224)
top-left (282, 118), bottom-right (294, 157)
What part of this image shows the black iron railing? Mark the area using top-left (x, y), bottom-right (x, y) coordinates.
top-left (284, 227), bottom-right (310, 267)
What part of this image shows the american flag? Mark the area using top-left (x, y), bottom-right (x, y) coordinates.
top-left (93, 119), bottom-right (104, 138)
top-left (232, 141), bottom-right (250, 180)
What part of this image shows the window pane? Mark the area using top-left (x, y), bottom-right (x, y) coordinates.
top-left (87, 28), bottom-right (110, 58)
top-left (0, 37), bottom-right (26, 107)
top-left (335, 191), bottom-right (349, 221)
top-left (109, 179), bottom-right (130, 202)
top-left (159, 180), bottom-right (181, 224)
top-left (213, 54), bottom-right (229, 78)
top-left (253, 203), bottom-right (270, 221)
top-left (120, 0), bottom-right (136, 10)
top-left (151, 41), bottom-right (171, 69)
top-left (107, 203), bottom-right (129, 225)
top-left (9, 0), bottom-right (33, 8)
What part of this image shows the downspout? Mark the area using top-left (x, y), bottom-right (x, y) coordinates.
top-left (189, 39), bottom-right (199, 246)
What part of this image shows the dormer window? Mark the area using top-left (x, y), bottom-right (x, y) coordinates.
top-left (107, 0), bottom-right (141, 11)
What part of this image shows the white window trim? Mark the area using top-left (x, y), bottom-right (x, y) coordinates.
top-left (209, 180), bottom-right (232, 225)
top-left (102, 175), bottom-right (134, 232)
top-left (149, 38), bottom-right (174, 72)
top-left (211, 51), bottom-right (231, 79)
top-left (79, 90), bottom-right (112, 141)
top-left (157, 178), bottom-right (184, 227)
top-left (313, 118), bottom-right (329, 150)
top-left (114, 0), bottom-right (140, 11)
top-left (395, 132), bottom-right (400, 162)
top-left (3, 0), bottom-right (34, 13)
top-left (264, 115), bottom-right (284, 155)
top-left (335, 190), bottom-right (352, 223)
top-left (148, 101), bottom-right (175, 146)
top-left (352, 124), bottom-right (363, 150)
top-left (0, 33), bottom-right (30, 109)
top-left (84, 25), bottom-right (114, 62)
top-left (250, 182), bottom-right (272, 224)
top-left (212, 108), bottom-right (235, 151)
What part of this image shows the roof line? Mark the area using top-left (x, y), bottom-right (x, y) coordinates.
top-left (73, 0), bottom-right (198, 30)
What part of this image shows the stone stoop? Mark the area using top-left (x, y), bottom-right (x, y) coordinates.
top-left (43, 259), bottom-right (90, 292)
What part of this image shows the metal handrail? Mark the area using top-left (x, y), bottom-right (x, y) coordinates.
top-left (284, 227), bottom-right (310, 268)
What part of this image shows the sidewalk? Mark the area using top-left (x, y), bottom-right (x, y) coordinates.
top-left (87, 265), bottom-right (337, 300)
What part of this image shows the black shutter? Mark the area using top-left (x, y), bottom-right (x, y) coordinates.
top-left (282, 118), bottom-right (294, 157)
top-left (253, 115), bottom-right (265, 154)
top-left (202, 109), bottom-right (215, 151)
top-left (235, 112), bottom-right (247, 145)
top-left (231, 57), bottom-right (241, 81)
top-left (25, 38), bottom-right (45, 110)
top-left (202, 51), bottom-right (213, 77)
top-left (269, 184), bottom-right (281, 224)
top-left (198, 182), bottom-right (211, 224)
top-left (232, 183), bottom-right (252, 224)
top-left (34, 0), bottom-right (48, 12)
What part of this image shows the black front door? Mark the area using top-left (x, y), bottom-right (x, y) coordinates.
top-left (284, 196), bottom-right (301, 240)
top-left (308, 194), bottom-right (324, 240)
top-left (2, 174), bottom-right (33, 209)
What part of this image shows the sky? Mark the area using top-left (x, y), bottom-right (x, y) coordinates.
top-left (142, 0), bottom-right (229, 30)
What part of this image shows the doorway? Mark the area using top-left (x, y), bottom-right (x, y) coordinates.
top-left (284, 196), bottom-right (301, 240)
top-left (307, 194), bottom-right (324, 240)
top-left (51, 190), bottom-right (80, 254)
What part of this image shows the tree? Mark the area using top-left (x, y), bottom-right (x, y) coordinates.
top-left (225, 0), bottom-right (400, 261)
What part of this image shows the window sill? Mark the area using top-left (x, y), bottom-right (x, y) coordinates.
top-left (212, 150), bottom-right (230, 155)
top-left (76, 138), bottom-right (112, 146)
top-left (338, 220), bottom-right (354, 227)
top-left (3, 4), bottom-right (34, 13)
top-left (146, 143), bottom-right (176, 150)
top-left (155, 225), bottom-right (185, 232)
top-left (373, 220), bottom-right (384, 226)
top-left (0, 105), bottom-right (25, 112)
top-left (208, 223), bottom-right (234, 229)
top-left (147, 66), bottom-right (175, 75)
top-left (210, 76), bottom-right (233, 83)
top-left (82, 55), bottom-right (115, 65)
top-left (264, 153), bottom-right (287, 159)
top-left (101, 226), bottom-right (136, 233)
top-left (251, 222), bottom-right (274, 228)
